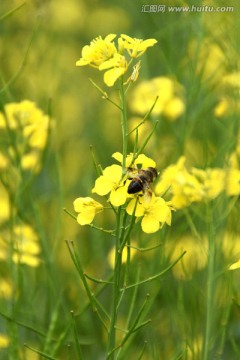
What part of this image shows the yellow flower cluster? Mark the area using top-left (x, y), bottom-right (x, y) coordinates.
top-left (155, 156), bottom-right (240, 209)
top-left (0, 100), bottom-right (50, 173)
top-left (0, 224), bottom-right (41, 267)
top-left (76, 34), bottom-right (157, 86)
top-left (73, 152), bottom-right (173, 234)
top-left (129, 76), bottom-right (185, 121)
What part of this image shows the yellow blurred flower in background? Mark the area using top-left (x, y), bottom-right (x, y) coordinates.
top-left (166, 235), bottom-right (208, 280)
top-left (155, 156), bottom-right (240, 208)
top-left (129, 77), bottom-right (185, 120)
top-left (229, 260), bottom-right (240, 271)
top-left (73, 197), bottom-right (103, 225)
top-left (0, 182), bottom-right (10, 225)
top-left (225, 168), bottom-right (240, 196)
top-left (214, 97), bottom-right (231, 118)
top-left (12, 224), bottom-right (41, 267)
top-left (0, 279), bottom-right (13, 299)
top-left (191, 167), bottom-right (225, 200)
top-left (107, 243), bottom-right (137, 268)
top-left (0, 224), bottom-right (41, 267)
top-left (155, 156), bottom-right (205, 209)
top-left (0, 334), bottom-right (9, 349)
top-left (0, 100), bottom-right (50, 173)
top-left (3, 101), bottom-right (49, 149)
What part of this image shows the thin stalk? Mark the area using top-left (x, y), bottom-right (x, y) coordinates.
top-left (65, 240), bottom-right (108, 332)
top-left (121, 251), bottom-right (186, 291)
top-left (119, 78), bottom-right (128, 171)
top-left (0, 2), bottom-right (26, 21)
top-left (89, 78), bottom-right (122, 110)
top-left (23, 344), bottom-right (57, 360)
top-left (70, 310), bottom-right (84, 360)
top-left (202, 204), bottom-right (215, 360)
top-left (107, 207), bottom-right (123, 358)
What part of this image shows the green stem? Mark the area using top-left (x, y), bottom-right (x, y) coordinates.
top-left (203, 204), bottom-right (215, 360)
top-left (119, 78), bottom-right (128, 171)
top-left (107, 208), bottom-right (123, 358)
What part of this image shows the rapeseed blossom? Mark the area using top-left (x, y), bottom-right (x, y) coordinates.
top-left (126, 194), bottom-right (173, 233)
top-left (155, 157), bottom-right (239, 208)
top-left (0, 334), bottom-right (9, 349)
top-left (99, 53), bottom-right (128, 87)
top-left (12, 224), bottom-right (41, 267)
top-left (0, 224), bottom-right (41, 267)
top-left (92, 152), bottom-right (156, 207)
top-left (76, 34), bottom-right (158, 86)
top-left (92, 164), bottom-right (128, 206)
top-left (74, 151), bottom-right (174, 233)
top-left (129, 77), bottom-right (185, 121)
top-left (76, 34), bottom-right (117, 68)
top-left (0, 100), bottom-right (50, 173)
top-left (73, 197), bottom-right (103, 225)
top-left (112, 151), bottom-right (156, 169)
top-left (119, 34), bottom-right (157, 58)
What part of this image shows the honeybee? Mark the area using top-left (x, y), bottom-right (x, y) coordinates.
top-left (127, 167), bottom-right (158, 198)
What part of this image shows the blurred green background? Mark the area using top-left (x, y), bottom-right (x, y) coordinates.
top-left (1, 0), bottom-right (240, 359)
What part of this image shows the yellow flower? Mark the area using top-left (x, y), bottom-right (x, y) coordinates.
top-left (166, 235), bottom-right (208, 280)
top-left (229, 259), bottom-right (240, 271)
top-left (225, 168), bottom-right (240, 196)
top-left (155, 157), bottom-right (205, 209)
top-left (129, 77), bottom-right (185, 120)
top-left (0, 279), bottom-right (12, 299)
top-left (162, 96), bottom-right (186, 121)
top-left (99, 53), bottom-right (128, 86)
top-left (0, 182), bottom-right (10, 224)
top-left (92, 164), bottom-right (128, 206)
top-left (4, 100), bottom-right (49, 149)
top-left (92, 153), bottom-right (158, 206)
top-left (0, 100), bottom-right (50, 173)
top-left (0, 334), bottom-right (9, 348)
top-left (112, 152), bottom-right (156, 169)
top-left (12, 224), bottom-right (41, 267)
top-left (155, 156), bottom-right (186, 195)
top-left (73, 197), bottom-right (103, 225)
top-left (76, 34), bottom-right (117, 68)
top-left (126, 195), bottom-right (173, 233)
top-left (120, 34), bottom-right (157, 58)
top-left (191, 167), bottom-right (225, 200)
top-left (107, 242), bottom-right (137, 268)
top-left (76, 34), bottom-right (158, 86)
top-left (214, 97), bottom-right (231, 118)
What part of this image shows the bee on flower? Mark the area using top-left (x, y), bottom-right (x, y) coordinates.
top-left (91, 152), bottom-right (157, 207)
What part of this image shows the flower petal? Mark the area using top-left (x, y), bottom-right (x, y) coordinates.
top-left (126, 198), bottom-right (145, 217)
top-left (77, 209), bottom-right (95, 225)
top-left (110, 186), bottom-right (127, 206)
top-left (104, 67), bottom-right (126, 87)
top-left (135, 154), bottom-right (156, 168)
top-left (92, 176), bottom-right (113, 196)
top-left (141, 215), bottom-right (160, 233)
